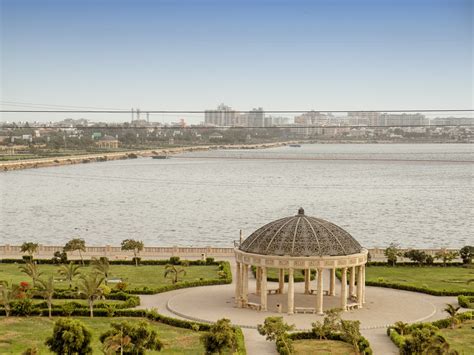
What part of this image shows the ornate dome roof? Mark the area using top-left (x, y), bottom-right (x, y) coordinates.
top-left (239, 208), bottom-right (363, 257)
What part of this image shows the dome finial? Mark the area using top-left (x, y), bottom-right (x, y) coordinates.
top-left (298, 207), bottom-right (305, 215)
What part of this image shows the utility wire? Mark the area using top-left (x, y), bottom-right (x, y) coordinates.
top-left (1, 109), bottom-right (473, 113)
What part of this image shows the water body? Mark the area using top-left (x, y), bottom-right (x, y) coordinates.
top-left (1, 144), bottom-right (472, 249)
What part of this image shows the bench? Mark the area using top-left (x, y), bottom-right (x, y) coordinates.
top-left (309, 289), bottom-right (330, 296)
top-left (350, 295), bottom-right (358, 302)
top-left (295, 307), bottom-right (316, 314)
top-left (346, 303), bottom-right (359, 311)
top-left (267, 289), bottom-right (280, 295)
top-left (245, 302), bottom-right (261, 311)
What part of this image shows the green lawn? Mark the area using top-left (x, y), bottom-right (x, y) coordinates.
top-left (365, 266), bottom-right (474, 294)
top-left (293, 339), bottom-right (355, 354)
top-left (439, 320), bottom-right (474, 354)
top-left (0, 264), bottom-right (220, 290)
top-left (0, 317), bottom-right (204, 354)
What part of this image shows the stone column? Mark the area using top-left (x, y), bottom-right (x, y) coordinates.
top-left (340, 268), bottom-right (347, 310)
top-left (235, 261), bottom-right (242, 307)
top-left (256, 266), bottom-right (261, 295)
top-left (329, 268), bottom-right (336, 296)
top-left (287, 268), bottom-right (294, 315)
top-left (304, 268), bottom-right (310, 294)
top-left (260, 267), bottom-right (267, 311)
top-left (278, 268), bottom-right (285, 294)
top-left (362, 265), bottom-right (366, 304)
top-left (357, 265), bottom-right (363, 308)
top-left (316, 268), bottom-right (324, 315)
top-left (242, 264), bottom-right (249, 304)
top-left (349, 266), bottom-right (356, 298)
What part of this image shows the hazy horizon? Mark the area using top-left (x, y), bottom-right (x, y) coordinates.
top-left (1, 0), bottom-right (473, 123)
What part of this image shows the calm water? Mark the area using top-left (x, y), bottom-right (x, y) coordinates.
top-left (1, 144), bottom-right (473, 248)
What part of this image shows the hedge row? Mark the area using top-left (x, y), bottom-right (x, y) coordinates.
top-left (288, 331), bottom-right (372, 354)
top-left (366, 261), bottom-right (465, 267)
top-left (458, 295), bottom-right (474, 308)
top-left (387, 311), bottom-right (474, 350)
top-left (0, 308), bottom-right (247, 354)
top-left (0, 257), bottom-right (221, 266)
top-left (364, 280), bottom-right (474, 296)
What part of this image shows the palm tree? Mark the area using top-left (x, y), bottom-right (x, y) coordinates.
top-left (58, 262), bottom-right (82, 289)
top-left (444, 304), bottom-right (460, 329)
top-left (92, 257), bottom-right (110, 285)
top-left (102, 325), bottom-right (131, 355)
top-left (393, 321), bottom-right (409, 336)
top-left (20, 242), bottom-right (39, 260)
top-left (424, 334), bottom-right (458, 355)
top-left (0, 281), bottom-right (20, 317)
top-left (36, 276), bottom-right (55, 319)
top-left (78, 273), bottom-right (104, 318)
top-left (19, 262), bottom-right (43, 287)
top-left (164, 264), bottom-right (186, 284)
top-left (64, 238), bottom-right (86, 265)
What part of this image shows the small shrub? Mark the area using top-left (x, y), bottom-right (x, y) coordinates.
top-left (11, 298), bottom-right (34, 316)
top-left (169, 256), bottom-right (181, 265)
top-left (115, 281), bottom-right (128, 291)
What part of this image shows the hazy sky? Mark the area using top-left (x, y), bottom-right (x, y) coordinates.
top-left (1, 0), bottom-right (472, 122)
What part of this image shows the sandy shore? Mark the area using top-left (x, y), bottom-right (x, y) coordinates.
top-left (0, 141), bottom-right (296, 171)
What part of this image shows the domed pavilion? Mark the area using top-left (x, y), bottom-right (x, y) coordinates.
top-left (234, 208), bottom-right (368, 315)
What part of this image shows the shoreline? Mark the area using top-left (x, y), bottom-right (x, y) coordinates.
top-left (0, 141), bottom-right (297, 172)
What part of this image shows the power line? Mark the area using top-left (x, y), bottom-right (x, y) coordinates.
top-left (1, 109), bottom-right (473, 113)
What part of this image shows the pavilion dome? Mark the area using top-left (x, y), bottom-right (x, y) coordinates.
top-left (239, 208), bottom-right (363, 257)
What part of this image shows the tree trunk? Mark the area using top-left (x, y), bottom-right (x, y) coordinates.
top-left (79, 250), bottom-right (84, 265)
top-left (89, 300), bottom-right (93, 318)
top-left (48, 301), bottom-right (52, 319)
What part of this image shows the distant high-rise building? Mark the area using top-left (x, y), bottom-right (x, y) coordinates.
top-left (205, 104), bottom-right (237, 126)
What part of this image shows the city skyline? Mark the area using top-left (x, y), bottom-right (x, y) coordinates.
top-left (1, 0), bottom-right (473, 123)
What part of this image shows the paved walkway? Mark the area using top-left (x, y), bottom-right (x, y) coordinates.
top-left (137, 261), bottom-right (458, 355)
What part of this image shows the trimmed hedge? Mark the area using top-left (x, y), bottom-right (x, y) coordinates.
top-left (363, 280), bottom-right (474, 296)
top-left (0, 306), bottom-right (247, 354)
top-left (0, 257), bottom-right (224, 266)
top-left (234, 326), bottom-right (247, 355)
top-left (458, 295), bottom-right (474, 308)
top-left (288, 331), bottom-right (373, 354)
top-left (387, 311), bottom-right (474, 350)
top-left (366, 261), bottom-right (464, 267)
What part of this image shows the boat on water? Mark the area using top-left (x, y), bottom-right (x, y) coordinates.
top-left (289, 144), bottom-right (302, 147)
top-left (152, 155), bottom-right (169, 159)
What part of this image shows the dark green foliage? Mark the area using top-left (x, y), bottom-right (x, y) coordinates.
top-left (63, 238), bottom-right (86, 265)
top-left (20, 242), bottom-right (39, 259)
top-left (384, 243), bottom-right (400, 266)
top-left (100, 320), bottom-right (163, 354)
top-left (460, 246), bottom-right (473, 264)
top-left (11, 298), bottom-right (35, 316)
top-left (458, 295), bottom-right (474, 308)
top-left (51, 251), bottom-right (68, 264)
top-left (201, 318), bottom-right (237, 354)
top-left (45, 318), bottom-right (92, 354)
top-left (258, 317), bottom-right (295, 355)
top-left (169, 256), bottom-right (181, 265)
top-left (404, 250), bottom-right (429, 265)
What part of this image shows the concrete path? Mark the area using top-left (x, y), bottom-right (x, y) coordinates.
top-left (136, 261), bottom-right (459, 355)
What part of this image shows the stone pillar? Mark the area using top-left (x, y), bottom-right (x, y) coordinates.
top-left (278, 268), bottom-right (285, 294)
top-left (260, 267), bottom-right (267, 311)
top-left (256, 266), bottom-right (261, 295)
top-left (304, 268), bottom-right (310, 294)
top-left (242, 264), bottom-right (249, 304)
top-left (357, 265), bottom-right (363, 308)
top-left (329, 268), bottom-right (336, 296)
top-left (349, 266), bottom-right (356, 298)
top-left (362, 265), bottom-right (366, 304)
top-left (287, 268), bottom-right (294, 315)
top-left (235, 262), bottom-right (242, 307)
top-left (316, 268), bottom-right (324, 315)
top-left (340, 268), bottom-right (348, 310)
